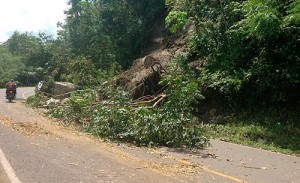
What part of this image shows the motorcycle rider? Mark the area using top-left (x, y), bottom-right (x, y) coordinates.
top-left (5, 79), bottom-right (17, 97)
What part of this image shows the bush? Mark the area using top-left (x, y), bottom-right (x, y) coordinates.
top-left (26, 93), bottom-right (47, 108)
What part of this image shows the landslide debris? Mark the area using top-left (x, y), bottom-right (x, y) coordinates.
top-left (116, 12), bottom-right (194, 99)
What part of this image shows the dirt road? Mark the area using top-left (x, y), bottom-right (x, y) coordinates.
top-left (0, 88), bottom-right (299, 183)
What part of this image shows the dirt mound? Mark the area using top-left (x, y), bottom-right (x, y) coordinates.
top-left (117, 50), bottom-right (172, 99)
top-left (116, 11), bottom-right (194, 99)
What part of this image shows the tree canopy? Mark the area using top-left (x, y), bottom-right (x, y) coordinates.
top-left (167, 0), bottom-right (300, 106)
top-left (1, 0), bottom-right (299, 106)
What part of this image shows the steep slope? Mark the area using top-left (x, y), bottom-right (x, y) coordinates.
top-left (117, 10), bottom-right (193, 99)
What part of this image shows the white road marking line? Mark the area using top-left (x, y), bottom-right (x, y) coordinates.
top-left (22, 90), bottom-right (32, 100)
top-left (0, 148), bottom-right (21, 183)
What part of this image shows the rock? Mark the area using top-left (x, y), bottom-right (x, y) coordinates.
top-left (50, 82), bottom-right (76, 96)
top-left (46, 98), bottom-right (60, 106)
top-left (61, 98), bottom-right (70, 105)
top-left (116, 50), bottom-right (173, 99)
top-left (143, 56), bottom-right (157, 68)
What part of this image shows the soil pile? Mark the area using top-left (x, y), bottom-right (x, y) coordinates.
top-left (116, 11), bottom-right (193, 99)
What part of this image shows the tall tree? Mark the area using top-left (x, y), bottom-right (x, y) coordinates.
top-left (0, 46), bottom-right (24, 85)
top-left (63, 0), bottom-right (165, 69)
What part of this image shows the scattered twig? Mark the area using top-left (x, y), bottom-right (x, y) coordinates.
top-left (129, 93), bottom-right (167, 107)
top-left (152, 93), bottom-right (167, 107)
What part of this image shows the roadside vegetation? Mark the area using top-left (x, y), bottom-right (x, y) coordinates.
top-left (165, 0), bottom-right (300, 154)
top-left (27, 58), bottom-right (209, 148)
top-left (2, 0), bottom-right (300, 153)
top-left (203, 109), bottom-right (300, 155)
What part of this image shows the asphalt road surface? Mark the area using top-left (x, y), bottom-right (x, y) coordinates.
top-left (0, 87), bottom-right (299, 183)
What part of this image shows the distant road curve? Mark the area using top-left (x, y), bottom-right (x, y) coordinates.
top-left (0, 87), bottom-right (35, 103)
top-left (19, 87), bottom-right (35, 100)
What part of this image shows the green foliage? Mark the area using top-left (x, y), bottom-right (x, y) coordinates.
top-left (6, 31), bottom-right (41, 57)
top-left (64, 89), bottom-right (97, 124)
top-left (64, 0), bottom-right (165, 69)
top-left (89, 86), bottom-right (132, 140)
top-left (62, 56), bottom-right (98, 87)
top-left (128, 106), bottom-right (207, 148)
top-left (61, 58), bottom-right (121, 88)
top-left (161, 55), bottom-right (204, 111)
top-left (122, 56), bottom-right (207, 147)
top-left (52, 58), bottom-right (209, 148)
top-left (166, 11), bottom-right (188, 33)
top-left (26, 93), bottom-right (48, 108)
top-left (6, 0), bottom-right (299, 151)
top-left (6, 32), bottom-right (49, 83)
top-left (50, 107), bottom-right (66, 119)
top-left (1, 0), bottom-right (165, 85)
top-left (198, 69), bottom-right (243, 95)
top-left (204, 107), bottom-right (300, 154)
top-left (227, 0), bottom-right (300, 104)
top-left (234, 0), bottom-right (282, 41)
top-left (0, 46), bottom-right (24, 85)
top-left (284, 0), bottom-right (300, 26)
top-left (167, 0), bottom-right (300, 106)
top-left (2, 31), bottom-right (72, 86)
top-left (88, 84), bottom-right (208, 147)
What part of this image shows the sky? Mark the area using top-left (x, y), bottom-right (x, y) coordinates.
top-left (0, 0), bottom-right (70, 42)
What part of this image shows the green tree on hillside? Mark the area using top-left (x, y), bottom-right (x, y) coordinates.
top-left (0, 47), bottom-right (24, 86)
top-left (63, 0), bottom-right (165, 69)
top-left (167, 0), bottom-right (300, 106)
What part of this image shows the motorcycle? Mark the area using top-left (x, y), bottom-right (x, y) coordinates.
top-left (6, 90), bottom-right (16, 102)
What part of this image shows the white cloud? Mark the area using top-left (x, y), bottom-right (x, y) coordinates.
top-left (0, 0), bottom-right (69, 42)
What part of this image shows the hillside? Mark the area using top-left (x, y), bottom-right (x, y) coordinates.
top-left (116, 10), bottom-right (194, 99)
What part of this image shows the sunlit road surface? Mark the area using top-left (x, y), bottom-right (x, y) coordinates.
top-left (0, 88), bottom-right (299, 183)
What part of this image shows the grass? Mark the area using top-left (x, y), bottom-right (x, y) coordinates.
top-left (203, 108), bottom-right (300, 156)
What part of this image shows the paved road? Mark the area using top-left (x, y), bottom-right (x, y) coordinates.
top-left (0, 88), bottom-right (299, 183)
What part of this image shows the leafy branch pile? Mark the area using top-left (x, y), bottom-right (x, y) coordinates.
top-left (46, 58), bottom-right (208, 148)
